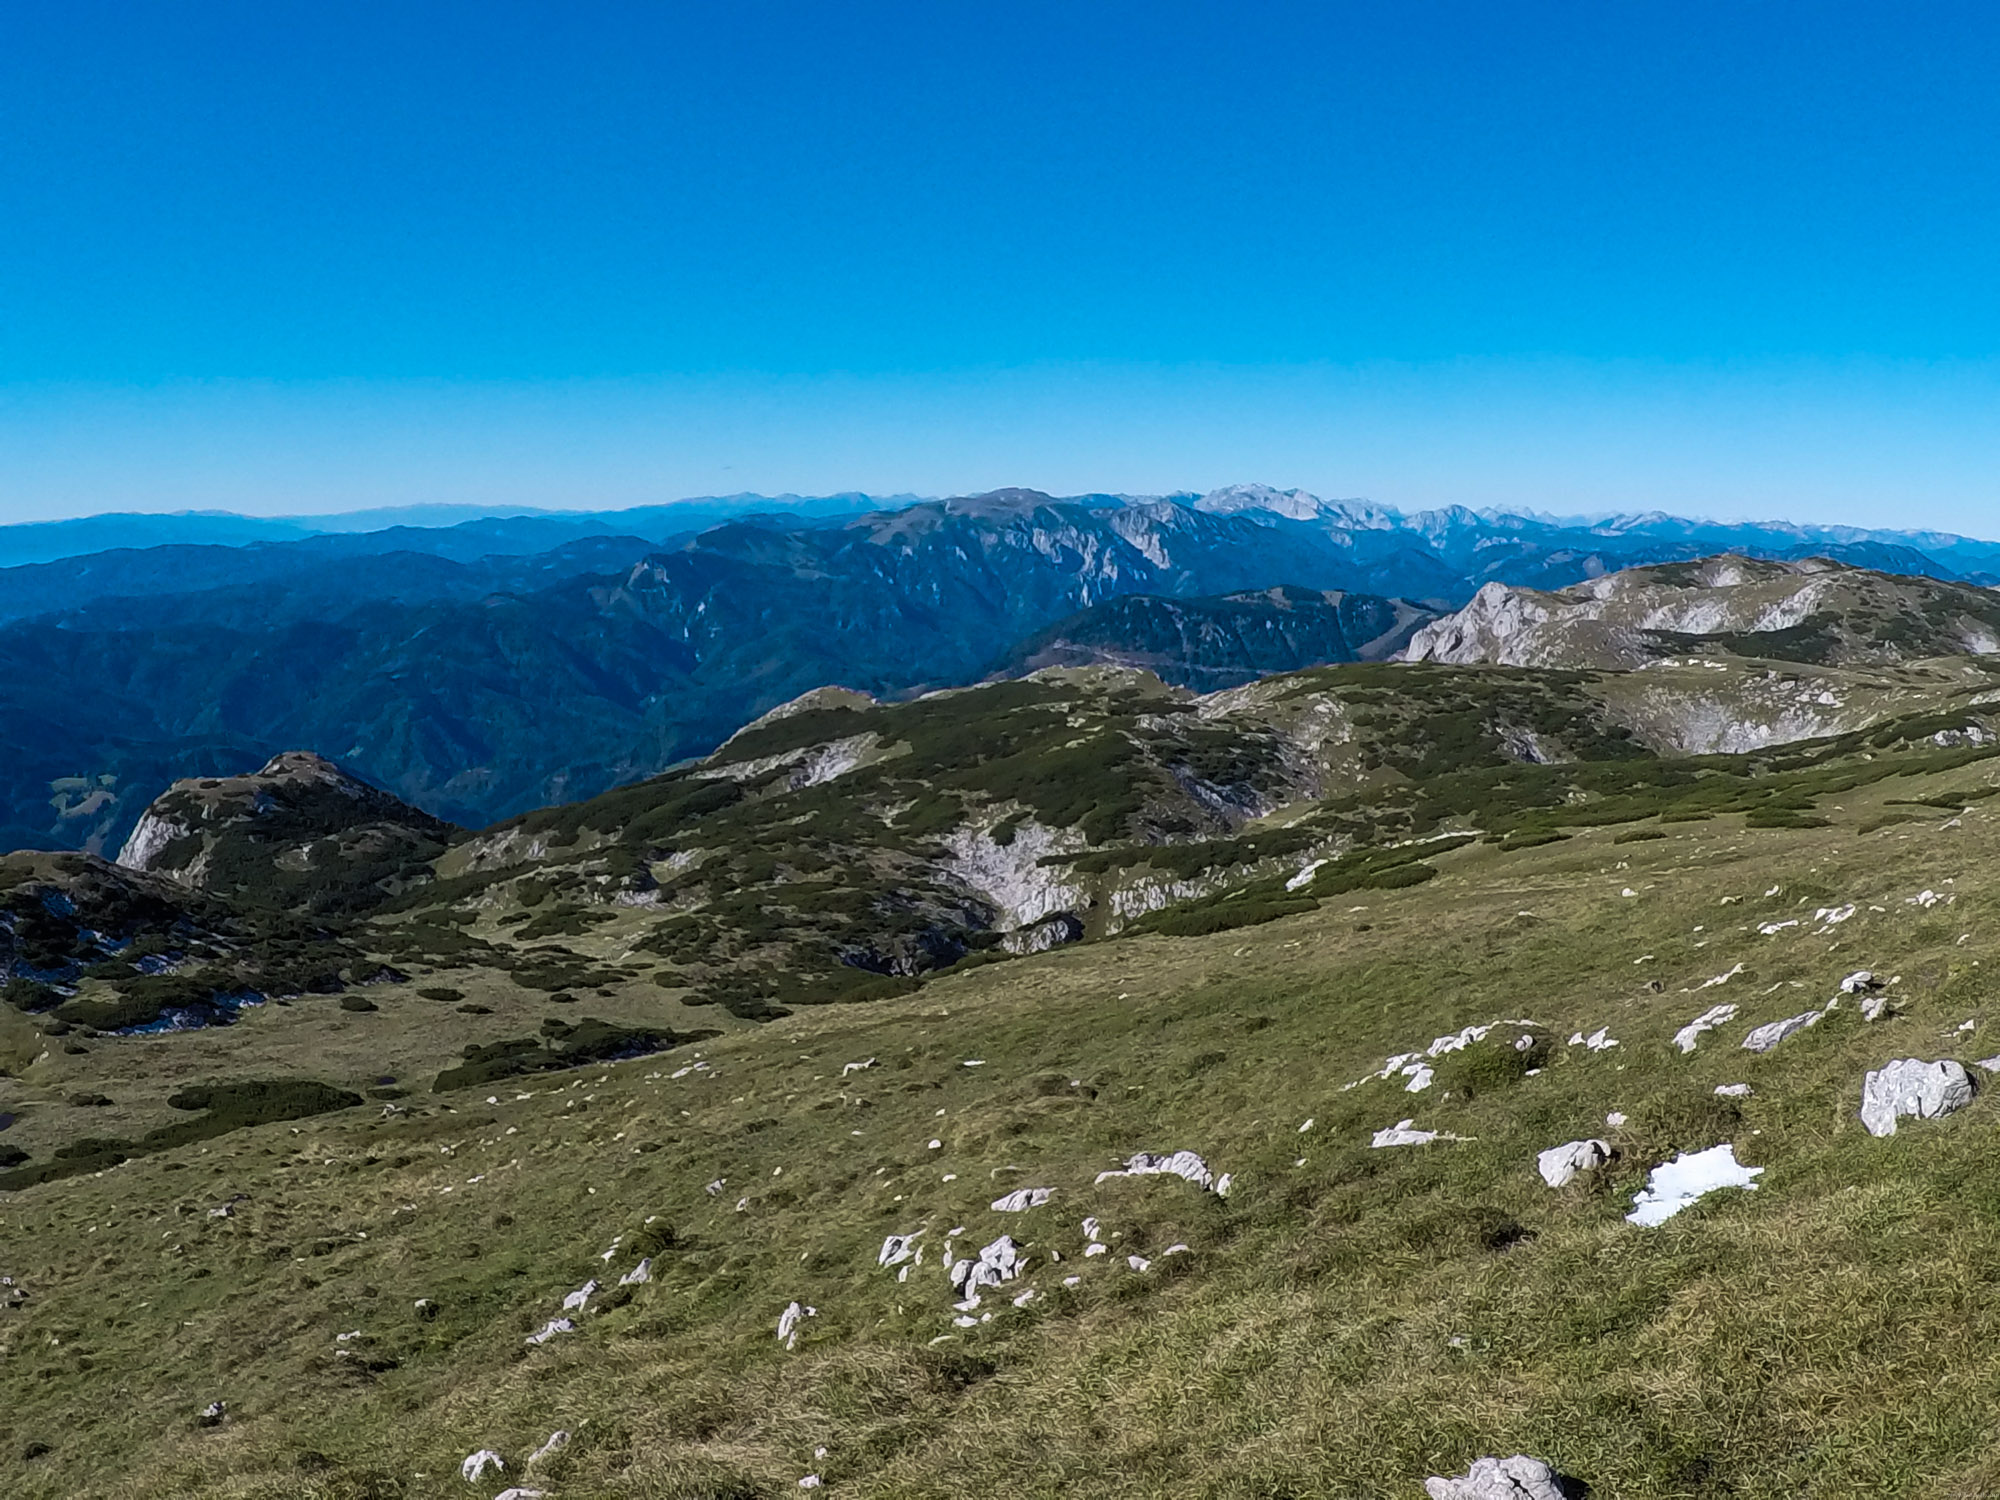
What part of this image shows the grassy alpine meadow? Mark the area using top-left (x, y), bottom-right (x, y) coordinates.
top-left (7, 760), bottom-right (2000, 1497)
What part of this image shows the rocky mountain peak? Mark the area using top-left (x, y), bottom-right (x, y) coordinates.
top-left (115, 752), bottom-right (455, 911)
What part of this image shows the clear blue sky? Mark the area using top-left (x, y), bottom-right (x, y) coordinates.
top-left (5, 2), bottom-right (2000, 528)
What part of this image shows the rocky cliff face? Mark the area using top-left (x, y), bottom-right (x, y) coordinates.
top-left (117, 752), bottom-right (454, 913)
top-left (1402, 556), bottom-right (2000, 670)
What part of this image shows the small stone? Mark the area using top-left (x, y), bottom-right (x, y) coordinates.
top-left (1714, 1083), bottom-right (1752, 1098)
top-left (462, 1448), bottom-right (506, 1483)
top-left (527, 1430), bottom-right (569, 1466)
top-left (1673, 1004), bottom-right (1739, 1053)
top-left (990, 1187), bottom-right (1054, 1212)
top-left (1536, 1139), bottom-right (1610, 1188)
top-left (1742, 1010), bottom-right (1822, 1053)
top-left (561, 1279), bottom-right (598, 1312)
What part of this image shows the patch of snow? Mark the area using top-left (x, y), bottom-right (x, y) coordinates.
top-left (1627, 1144), bottom-right (1764, 1226)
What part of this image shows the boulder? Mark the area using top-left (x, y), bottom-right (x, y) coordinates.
top-left (1860, 1058), bottom-right (1974, 1138)
top-left (1536, 1139), bottom-right (1610, 1188)
top-left (1425, 1453), bottom-right (1574, 1499)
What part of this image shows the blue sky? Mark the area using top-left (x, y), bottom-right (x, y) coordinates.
top-left (5, 2), bottom-right (2000, 528)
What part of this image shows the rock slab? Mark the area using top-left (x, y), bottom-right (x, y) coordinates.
top-left (1860, 1058), bottom-right (1974, 1137)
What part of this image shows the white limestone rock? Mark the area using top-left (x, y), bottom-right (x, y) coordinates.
top-left (778, 1300), bottom-right (815, 1349)
top-left (618, 1258), bottom-right (652, 1286)
top-left (1425, 1453), bottom-right (1572, 1499)
top-left (1840, 970), bottom-right (1880, 994)
top-left (878, 1232), bottom-right (922, 1267)
top-left (991, 1187), bottom-right (1054, 1212)
top-left (524, 1318), bottom-right (573, 1346)
top-left (1094, 1149), bottom-right (1225, 1193)
top-left (1714, 1083), bottom-right (1752, 1098)
top-left (1741, 1010), bottom-right (1822, 1053)
top-left (1860, 1058), bottom-right (1974, 1138)
top-left (462, 1448), bottom-right (506, 1482)
top-left (1536, 1139), bottom-right (1610, 1188)
top-left (1373, 1119), bottom-right (1472, 1148)
top-left (561, 1279), bottom-right (598, 1312)
top-left (527, 1430), bottom-right (569, 1466)
top-left (1673, 1003), bottom-right (1739, 1054)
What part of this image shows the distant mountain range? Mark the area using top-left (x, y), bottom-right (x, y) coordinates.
top-left (6, 482), bottom-right (2000, 856)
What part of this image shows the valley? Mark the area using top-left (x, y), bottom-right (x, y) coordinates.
top-left (10, 523), bottom-right (2000, 1495)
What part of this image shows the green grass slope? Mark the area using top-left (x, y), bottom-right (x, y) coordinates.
top-left (7, 756), bottom-right (2000, 1494)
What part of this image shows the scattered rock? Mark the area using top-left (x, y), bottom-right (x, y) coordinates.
top-left (778, 1301), bottom-right (813, 1348)
top-left (799, 1478), bottom-right (823, 1491)
top-left (878, 1232), bottom-right (921, 1268)
top-left (1860, 1058), bottom-right (1975, 1138)
top-left (1840, 970), bottom-right (1880, 994)
top-left (619, 1258), bottom-right (652, 1286)
top-left (1425, 1453), bottom-right (1574, 1499)
top-left (1604, 1111), bottom-right (1628, 1127)
top-left (415, 1297), bottom-right (438, 1320)
top-left (1127, 1254), bottom-right (1151, 1272)
top-left (1536, 1139), bottom-right (1610, 1188)
top-left (527, 1430), bottom-right (569, 1466)
top-left (524, 1318), bottom-right (573, 1346)
top-left (990, 1188), bottom-right (1054, 1212)
top-left (1741, 1009), bottom-right (1823, 1053)
top-left (1714, 1083), bottom-right (1753, 1097)
top-left (1627, 1144), bottom-right (1764, 1226)
top-left (1673, 1004), bottom-right (1739, 1054)
top-left (462, 1448), bottom-right (506, 1483)
top-left (841, 1058), bottom-right (876, 1075)
top-left (1372, 1119), bottom-right (1472, 1148)
top-left (1976, 1057), bottom-right (2000, 1074)
top-left (1093, 1149), bottom-right (1228, 1194)
top-left (198, 1401), bottom-right (226, 1428)
top-left (1567, 1028), bottom-right (1618, 1052)
top-left (1861, 994), bottom-right (1891, 1021)
top-left (561, 1279), bottom-right (598, 1312)
top-left (1698, 963), bottom-right (1746, 990)
top-left (949, 1235), bottom-right (1023, 1301)
top-left (494, 1489), bottom-right (547, 1500)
